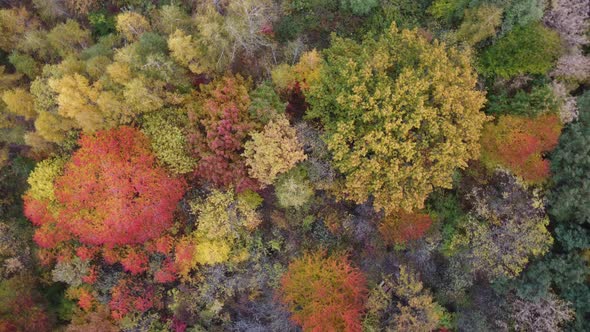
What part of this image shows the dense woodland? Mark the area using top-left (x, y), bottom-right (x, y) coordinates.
top-left (0, 0), bottom-right (588, 331)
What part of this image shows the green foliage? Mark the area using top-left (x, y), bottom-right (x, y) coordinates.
top-left (340, 0), bottom-right (379, 15)
top-left (248, 81), bottom-right (285, 124)
top-left (88, 10), bottom-right (116, 38)
top-left (46, 19), bottom-right (92, 58)
top-left (428, 0), bottom-right (470, 23)
top-left (141, 110), bottom-right (195, 174)
top-left (501, 0), bottom-right (545, 33)
top-left (486, 83), bottom-right (560, 116)
top-left (8, 52), bottom-right (40, 79)
top-left (478, 23), bottom-right (562, 78)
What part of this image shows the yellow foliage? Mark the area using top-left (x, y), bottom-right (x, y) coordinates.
top-left (26, 157), bottom-right (67, 202)
top-left (306, 24), bottom-right (488, 214)
top-left (243, 114), bottom-right (306, 186)
top-left (106, 62), bottom-right (132, 85)
top-left (116, 12), bottom-right (151, 41)
top-left (271, 50), bottom-right (323, 90)
top-left (2, 88), bottom-right (36, 120)
top-left (34, 111), bottom-right (77, 143)
top-left (167, 29), bottom-right (203, 74)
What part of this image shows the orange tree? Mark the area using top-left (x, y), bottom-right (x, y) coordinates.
top-left (279, 251), bottom-right (368, 332)
top-left (480, 114), bottom-right (562, 183)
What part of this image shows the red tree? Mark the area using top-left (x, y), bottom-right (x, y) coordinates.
top-left (188, 75), bottom-right (259, 191)
top-left (481, 114), bottom-right (562, 182)
top-left (109, 278), bottom-right (157, 320)
top-left (279, 252), bottom-right (368, 332)
top-left (379, 212), bottom-right (433, 245)
top-left (53, 126), bottom-right (186, 246)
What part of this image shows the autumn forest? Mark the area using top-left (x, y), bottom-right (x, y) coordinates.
top-left (0, 0), bottom-right (588, 331)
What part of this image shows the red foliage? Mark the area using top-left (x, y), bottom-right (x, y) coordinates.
top-left (23, 196), bottom-right (55, 226)
top-left (109, 279), bottom-right (156, 320)
top-left (52, 126), bottom-right (186, 246)
top-left (481, 114), bottom-right (562, 182)
top-left (285, 82), bottom-right (308, 121)
top-left (379, 212), bottom-right (433, 245)
top-left (279, 252), bottom-right (368, 332)
top-left (77, 289), bottom-right (94, 311)
top-left (154, 259), bottom-right (177, 283)
top-left (33, 223), bottom-right (71, 249)
top-left (188, 75), bottom-right (260, 192)
top-left (120, 248), bottom-right (149, 275)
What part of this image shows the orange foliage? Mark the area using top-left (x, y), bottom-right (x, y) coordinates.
top-left (279, 252), bottom-right (368, 332)
top-left (480, 114), bottom-right (562, 182)
top-left (379, 212), bottom-right (433, 245)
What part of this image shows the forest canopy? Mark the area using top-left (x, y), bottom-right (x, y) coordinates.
top-left (0, 0), bottom-right (588, 331)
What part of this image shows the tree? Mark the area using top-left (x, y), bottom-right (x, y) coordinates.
top-left (188, 75), bottom-right (260, 191)
top-left (379, 211), bottom-right (432, 245)
top-left (175, 189), bottom-right (261, 275)
top-left (479, 23), bottom-right (561, 78)
top-left (25, 126), bottom-right (186, 246)
top-left (305, 24), bottom-right (487, 214)
top-left (549, 92), bottom-right (590, 249)
top-left (501, 0), bottom-right (545, 33)
top-left (480, 114), bottom-right (562, 183)
top-left (2, 88), bottom-right (37, 120)
top-left (0, 7), bottom-right (38, 52)
top-left (274, 166), bottom-right (314, 209)
top-left (456, 4), bottom-right (502, 45)
top-left (340, 0), bottom-right (379, 15)
top-left (509, 292), bottom-right (574, 331)
top-left (141, 111), bottom-right (195, 175)
top-left (544, 0), bottom-right (589, 50)
top-left (116, 12), bottom-right (151, 42)
top-left (0, 276), bottom-right (53, 332)
top-left (46, 20), bottom-right (91, 57)
top-left (243, 114), bottom-right (306, 186)
top-left (364, 266), bottom-right (441, 332)
top-left (452, 171), bottom-right (553, 279)
top-left (279, 252), bottom-right (367, 332)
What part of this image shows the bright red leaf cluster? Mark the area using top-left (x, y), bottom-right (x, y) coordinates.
top-left (481, 114), bottom-right (562, 182)
top-left (51, 126), bottom-right (186, 246)
top-left (279, 251), bottom-right (368, 332)
top-left (109, 278), bottom-right (157, 320)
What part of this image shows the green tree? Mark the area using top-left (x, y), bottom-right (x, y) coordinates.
top-left (479, 23), bottom-right (561, 78)
top-left (456, 4), bottom-right (502, 45)
top-left (305, 24), bottom-right (487, 214)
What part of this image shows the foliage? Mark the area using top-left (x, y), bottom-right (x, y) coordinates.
top-left (456, 4), bottom-right (502, 45)
top-left (478, 23), bottom-right (561, 78)
top-left (141, 111), bottom-right (195, 174)
top-left (0, 275), bottom-right (53, 331)
top-left (109, 278), bottom-right (156, 320)
top-left (243, 114), bottom-right (306, 186)
top-left (549, 92), bottom-right (590, 249)
top-left (23, 126), bottom-right (186, 247)
top-left (274, 166), bottom-right (314, 209)
top-left (501, 0), bottom-right (546, 33)
top-left (188, 75), bottom-right (259, 191)
top-left (279, 251), bottom-right (367, 331)
top-left (480, 114), bottom-right (562, 183)
top-left (0, 7), bottom-right (38, 52)
top-left (452, 171), bottom-right (553, 278)
top-left (364, 266), bottom-right (441, 332)
top-left (176, 189), bottom-right (261, 273)
top-left (340, 0), bottom-right (379, 15)
top-left (116, 12), bottom-right (151, 42)
top-left (2, 88), bottom-right (37, 120)
top-left (486, 83), bottom-right (560, 117)
top-left (46, 20), bottom-right (91, 58)
top-left (306, 24), bottom-right (487, 214)
top-left (379, 211), bottom-right (433, 245)
top-left (8, 52), bottom-right (40, 79)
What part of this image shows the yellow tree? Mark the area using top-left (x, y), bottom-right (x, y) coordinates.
top-left (305, 24), bottom-right (488, 214)
top-left (116, 12), bottom-right (151, 42)
top-left (243, 114), bottom-right (306, 186)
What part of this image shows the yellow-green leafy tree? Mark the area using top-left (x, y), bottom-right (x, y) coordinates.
top-left (305, 24), bottom-right (488, 215)
top-left (116, 12), bottom-right (151, 42)
top-left (175, 189), bottom-right (262, 277)
top-left (243, 114), bottom-right (306, 186)
top-left (456, 4), bottom-right (503, 46)
top-left (2, 88), bottom-right (37, 120)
